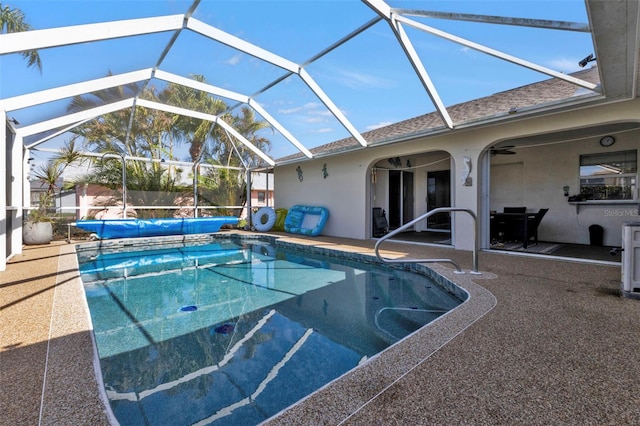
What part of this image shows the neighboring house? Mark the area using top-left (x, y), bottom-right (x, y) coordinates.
top-left (249, 171), bottom-right (274, 207)
top-left (74, 183), bottom-right (130, 220)
top-left (28, 178), bottom-right (74, 216)
top-left (73, 172), bottom-right (273, 220)
top-left (242, 172), bottom-right (275, 218)
top-left (275, 66), bottom-right (639, 249)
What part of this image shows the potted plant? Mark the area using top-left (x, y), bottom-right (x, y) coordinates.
top-left (23, 191), bottom-right (54, 245)
top-left (23, 139), bottom-right (86, 245)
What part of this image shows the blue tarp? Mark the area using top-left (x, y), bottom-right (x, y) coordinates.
top-left (75, 217), bottom-right (239, 239)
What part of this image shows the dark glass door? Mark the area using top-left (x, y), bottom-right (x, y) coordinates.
top-left (389, 170), bottom-right (414, 229)
top-left (427, 170), bottom-right (451, 230)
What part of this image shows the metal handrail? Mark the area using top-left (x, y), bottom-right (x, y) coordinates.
top-left (374, 207), bottom-right (479, 274)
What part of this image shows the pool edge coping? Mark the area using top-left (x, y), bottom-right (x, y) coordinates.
top-left (71, 232), bottom-right (497, 425)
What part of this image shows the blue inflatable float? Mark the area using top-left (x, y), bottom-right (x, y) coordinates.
top-left (284, 205), bottom-right (329, 236)
top-left (75, 217), bottom-right (239, 239)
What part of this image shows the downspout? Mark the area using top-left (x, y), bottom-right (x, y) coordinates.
top-left (266, 169), bottom-right (270, 208)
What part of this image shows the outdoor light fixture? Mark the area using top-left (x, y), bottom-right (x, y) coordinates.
top-left (8, 117), bottom-right (20, 125)
top-left (578, 54), bottom-right (596, 67)
top-left (563, 186), bottom-right (570, 196)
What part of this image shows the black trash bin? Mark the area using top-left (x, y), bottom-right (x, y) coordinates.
top-left (589, 224), bottom-right (604, 246)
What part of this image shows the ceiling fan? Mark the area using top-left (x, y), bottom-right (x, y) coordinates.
top-left (490, 145), bottom-right (516, 156)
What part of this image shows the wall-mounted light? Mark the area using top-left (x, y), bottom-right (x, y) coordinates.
top-left (578, 53), bottom-right (596, 68)
top-left (563, 185), bottom-right (570, 197)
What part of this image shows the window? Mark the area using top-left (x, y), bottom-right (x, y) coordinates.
top-left (257, 191), bottom-right (266, 203)
top-left (579, 150), bottom-right (637, 200)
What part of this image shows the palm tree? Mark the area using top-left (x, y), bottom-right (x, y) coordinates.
top-left (69, 80), bottom-right (182, 210)
top-left (67, 74), bottom-right (274, 216)
top-left (161, 74), bottom-right (228, 163)
top-left (206, 106), bottom-right (273, 212)
top-left (227, 106), bottom-right (272, 167)
top-left (0, 3), bottom-right (42, 71)
top-left (28, 138), bottom-right (86, 218)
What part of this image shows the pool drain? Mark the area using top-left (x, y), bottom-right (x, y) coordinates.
top-left (179, 305), bottom-right (198, 312)
top-left (214, 324), bottom-right (235, 334)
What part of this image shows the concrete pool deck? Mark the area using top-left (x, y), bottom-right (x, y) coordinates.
top-left (2, 233), bottom-right (638, 424)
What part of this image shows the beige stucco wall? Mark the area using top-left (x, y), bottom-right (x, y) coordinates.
top-left (490, 127), bottom-right (639, 247)
top-left (274, 98), bottom-right (640, 250)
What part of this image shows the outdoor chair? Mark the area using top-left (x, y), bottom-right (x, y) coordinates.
top-left (504, 208), bottom-right (549, 246)
top-left (525, 208), bottom-right (549, 245)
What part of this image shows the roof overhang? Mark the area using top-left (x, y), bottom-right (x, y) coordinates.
top-left (586, 0), bottom-right (640, 100)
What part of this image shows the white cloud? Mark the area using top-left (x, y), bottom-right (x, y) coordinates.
top-left (547, 57), bottom-right (583, 74)
top-left (366, 121), bottom-right (394, 130)
top-left (330, 68), bottom-right (393, 90)
top-left (278, 102), bottom-right (321, 115)
top-left (224, 54), bottom-right (242, 66)
top-left (310, 127), bottom-right (334, 134)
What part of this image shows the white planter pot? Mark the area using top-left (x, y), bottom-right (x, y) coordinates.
top-left (23, 221), bottom-right (53, 245)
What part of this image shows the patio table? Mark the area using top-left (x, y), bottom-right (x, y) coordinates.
top-left (491, 212), bottom-right (538, 249)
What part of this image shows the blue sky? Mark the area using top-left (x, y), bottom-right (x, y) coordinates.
top-left (1, 0), bottom-right (595, 164)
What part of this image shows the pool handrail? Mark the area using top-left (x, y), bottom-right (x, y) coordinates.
top-left (374, 207), bottom-right (479, 274)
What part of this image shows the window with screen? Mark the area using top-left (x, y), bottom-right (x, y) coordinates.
top-left (579, 150), bottom-right (637, 200)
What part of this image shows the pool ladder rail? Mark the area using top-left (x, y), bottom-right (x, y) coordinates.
top-left (374, 207), bottom-right (480, 275)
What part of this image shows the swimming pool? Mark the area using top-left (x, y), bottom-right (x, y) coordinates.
top-left (77, 235), bottom-right (466, 425)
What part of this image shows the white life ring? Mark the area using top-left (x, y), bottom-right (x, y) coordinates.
top-left (252, 207), bottom-right (277, 232)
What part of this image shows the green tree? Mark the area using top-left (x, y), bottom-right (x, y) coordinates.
top-left (0, 3), bottom-right (42, 71)
top-left (203, 106), bottom-right (272, 211)
top-left (68, 81), bottom-right (184, 215)
top-left (68, 75), bottom-right (273, 216)
top-left (161, 74), bottom-right (228, 163)
top-left (29, 138), bottom-right (87, 220)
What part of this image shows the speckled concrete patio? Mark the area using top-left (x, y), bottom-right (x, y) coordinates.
top-left (2, 233), bottom-right (638, 425)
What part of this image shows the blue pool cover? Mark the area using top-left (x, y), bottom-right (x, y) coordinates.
top-left (75, 217), bottom-right (239, 239)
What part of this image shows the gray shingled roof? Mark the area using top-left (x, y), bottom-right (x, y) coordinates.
top-left (277, 66), bottom-right (600, 163)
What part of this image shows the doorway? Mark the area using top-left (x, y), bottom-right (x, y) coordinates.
top-left (427, 170), bottom-right (451, 230)
top-left (388, 170), bottom-right (414, 229)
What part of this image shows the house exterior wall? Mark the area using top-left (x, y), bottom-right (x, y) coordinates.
top-left (275, 155), bottom-right (367, 239)
top-left (490, 126), bottom-right (639, 247)
top-left (275, 98), bottom-right (640, 250)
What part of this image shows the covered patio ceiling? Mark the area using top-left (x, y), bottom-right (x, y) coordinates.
top-left (1, 0), bottom-right (638, 169)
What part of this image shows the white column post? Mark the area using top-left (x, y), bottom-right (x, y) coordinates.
top-left (0, 114), bottom-right (7, 271)
top-left (452, 151), bottom-right (481, 252)
top-left (11, 133), bottom-right (24, 255)
top-left (80, 183), bottom-right (88, 220)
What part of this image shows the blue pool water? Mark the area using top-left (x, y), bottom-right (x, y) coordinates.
top-left (77, 237), bottom-right (464, 425)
